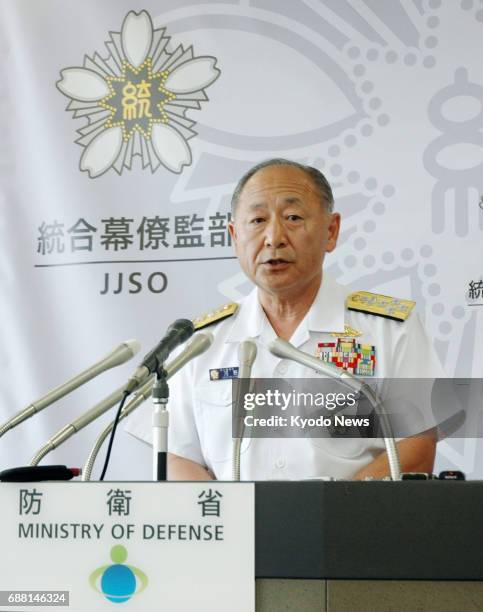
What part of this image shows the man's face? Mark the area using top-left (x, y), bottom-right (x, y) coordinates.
top-left (228, 165), bottom-right (340, 298)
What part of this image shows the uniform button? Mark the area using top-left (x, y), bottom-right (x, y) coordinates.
top-left (275, 457), bottom-right (286, 469)
top-left (277, 364), bottom-right (288, 375)
top-left (221, 390), bottom-right (230, 400)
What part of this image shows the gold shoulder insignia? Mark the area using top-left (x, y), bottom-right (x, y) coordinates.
top-left (192, 302), bottom-right (239, 330)
top-left (347, 291), bottom-right (415, 322)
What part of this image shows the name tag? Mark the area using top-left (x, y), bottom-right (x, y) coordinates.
top-left (209, 367), bottom-right (239, 381)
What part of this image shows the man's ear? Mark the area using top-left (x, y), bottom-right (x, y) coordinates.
top-left (228, 221), bottom-right (237, 245)
top-left (326, 213), bottom-right (341, 253)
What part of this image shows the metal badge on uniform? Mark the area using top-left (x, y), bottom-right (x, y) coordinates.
top-left (316, 338), bottom-right (376, 376)
top-left (209, 367), bottom-right (239, 381)
top-left (329, 324), bottom-right (362, 338)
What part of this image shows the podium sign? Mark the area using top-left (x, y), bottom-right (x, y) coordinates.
top-left (0, 482), bottom-right (254, 612)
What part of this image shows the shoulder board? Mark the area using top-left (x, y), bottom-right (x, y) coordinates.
top-left (347, 291), bottom-right (415, 322)
top-left (192, 302), bottom-right (239, 330)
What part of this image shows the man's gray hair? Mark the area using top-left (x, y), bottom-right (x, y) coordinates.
top-left (230, 158), bottom-right (334, 215)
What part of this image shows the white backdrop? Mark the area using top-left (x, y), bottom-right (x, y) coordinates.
top-left (1, 0), bottom-right (482, 479)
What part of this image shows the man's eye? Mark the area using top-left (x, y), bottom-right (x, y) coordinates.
top-left (287, 214), bottom-right (302, 221)
top-left (250, 217), bottom-right (265, 224)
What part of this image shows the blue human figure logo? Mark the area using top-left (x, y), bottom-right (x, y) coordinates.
top-left (89, 545), bottom-right (148, 603)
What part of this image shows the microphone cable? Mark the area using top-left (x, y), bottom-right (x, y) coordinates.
top-left (99, 390), bottom-right (130, 481)
top-left (98, 320), bottom-right (194, 480)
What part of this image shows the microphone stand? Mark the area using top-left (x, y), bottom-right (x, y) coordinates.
top-left (82, 332), bottom-right (214, 481)
top-left (152, 367), bottom-right (169, 481)
top-left (269, 338), bottom-right (402, 481)
top-left (29, 386), bottom-right (126, 466)
top-left (82, 377), bottom-right (154, 481)
top-left (232, 340), bottom-right (258, 481)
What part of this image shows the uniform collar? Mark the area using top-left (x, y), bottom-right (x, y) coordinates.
top-left (225, 287), bottom-right (265, 343)
top-left (307, 274), bottom-right (347, 333)
top-left (225, 274), bottom-right (347, 344)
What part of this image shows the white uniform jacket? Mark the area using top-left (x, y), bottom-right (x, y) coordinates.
top-left (125, 275), bottom-right (445, 480)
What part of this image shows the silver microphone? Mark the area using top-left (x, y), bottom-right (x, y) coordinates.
top-left (0, 340), bottom-right (140, 438)
top-left (164, 331), bottom-right (214, 379)
top-left (238, 340), bottom-right (258, 380)
top-left (28, 333), bottom-right (214, 468)
top-left (81, 332), bottom-right (214, 480)
top-left (269, 337), bottom-right (363, 391)
top-left (268, 337), bottom-right (401, 481)
top-left (233, 339), bottom-right (258, 481)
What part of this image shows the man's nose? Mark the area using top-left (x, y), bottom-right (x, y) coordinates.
top-left (264, 217), bottom-right (287, 248)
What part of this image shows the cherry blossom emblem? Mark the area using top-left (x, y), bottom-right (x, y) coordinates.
top-left (57, 10), bottom-right (220, 178)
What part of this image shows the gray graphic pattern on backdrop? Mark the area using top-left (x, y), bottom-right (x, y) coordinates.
top-left (156, 0), bottom-right (482, 474)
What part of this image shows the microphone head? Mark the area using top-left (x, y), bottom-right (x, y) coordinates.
top-left (106, 339), bottom-right (142, 368)
top-left (238, 339), bottom-right (258, 367)
top-left (189, 331), bottom-right (214, 356)
top-left (268, 337), bottom-right (292, 360)
top-left (164, 332), bottom-right (214, 379)
top-left (123, 339), bottom-right (141, 357)
top-left (167, 318), bottom-right (195, 342)
top-left (269, 337), bottom-right (352, 383)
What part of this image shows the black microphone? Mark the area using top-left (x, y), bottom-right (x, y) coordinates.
top-left (125, 319), bottom-right (195, 394)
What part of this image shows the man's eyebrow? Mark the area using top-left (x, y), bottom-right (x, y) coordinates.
top-left (283, 196), bottom-right (303, 205)
top-left (247, 202), bottom-right (268, 210)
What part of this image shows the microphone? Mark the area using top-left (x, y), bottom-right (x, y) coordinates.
top-left (238, 340), bottom-right (258, 381)
top-left (125, 319), bottom-right (195, 394)
top-left (0, 340), bottom-right (140, 438)
top-left (268, 337), bottom-right (401, 481)
top-left (82, 332), bottom-right (214, 480)
top-left (29, 385), bottom-right (127, 466)
top-left (233, 339), bottom-right (258, 481)
top-left (164, 331), bottom-right (214, 379)
top-left (268, 338), bottom-right (363, 391)
top-left (27, 333), bottom-right (214, 470)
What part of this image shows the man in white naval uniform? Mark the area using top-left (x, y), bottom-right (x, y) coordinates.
top-left (125, 159), bottom-right (442, 480)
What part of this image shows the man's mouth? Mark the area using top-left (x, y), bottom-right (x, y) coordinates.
top-left (262, 258), bottom-right (292, 269)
